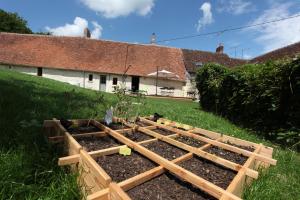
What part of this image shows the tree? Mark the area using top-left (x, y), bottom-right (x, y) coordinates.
top-left (0, 9), bottom-right (32, 34)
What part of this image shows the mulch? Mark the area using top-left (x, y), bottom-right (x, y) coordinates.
top-left (127, 172), bottom-right (216, 200)
top-left (204, 146), bottom-right (248, 165)
top-left (142, 141), bottom-right (187, 160)
top-left (123, 130), bottom-right (154, 142)
top-left (106, 122), bottom-right (130, 130)
top-left (66, 123), bottom-right (101, 134)
top-left (152, 128), bottom-right (175, 136)
top-left (96, 151), bottom-right (157, 182)
top-left (179, 156), bottom-right (236, 189)
top-left (174, 135), bottom-right (206, 148)
top-left (226, 142), bottom-right (255, 152)
top-left (76, 135), bottom-right (121, 151)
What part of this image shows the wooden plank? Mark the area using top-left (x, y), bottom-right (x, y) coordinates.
top-left (141, 118), bottom-right (276, 166)
top-left (80, 150), bottom-right (112, 188)
top-left (220, 144), bottom-right (263, 200)
top-left (93, 120), bottom-right (241, 200)
top-left (109, 183), bottom-right (132, 200)
top-left (138, 127), bottom-right (258, 179)
top-left (87, 188), bottom-right (109, 200)
top-left (87, 141), bottom-right (219, 200)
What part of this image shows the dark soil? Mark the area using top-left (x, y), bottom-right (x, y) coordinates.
top-left (135, 120), bottom-right (152, 127)
top-left (204, 146), bottom-right (248, 165)
top-left (65, 123), bottom-right (101, 134)
top-left (152, 128), bottom-right (175, 136)
top-left (76, 135), bottom-right (121, 151)
top-left (106, 122), bottom-right (130, 130)
top-left (226, 142), bottom-right (255, 152)
top-left (123, 130), bottom-right (154, 142)
top-left (174, 135), bottom-right (206, 148)
top-left (179, 156), bottom-right (236, 189)
top-left (127, 172), bottom-right (216, 200)
top-left (142, 141), bottom-right (187, 160)
top-left (96, 151), bottom-right (157, 182)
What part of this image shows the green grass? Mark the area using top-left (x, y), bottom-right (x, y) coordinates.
top-left (0, 69), bottom-right (299, 200)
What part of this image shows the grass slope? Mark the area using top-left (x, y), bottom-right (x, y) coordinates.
top-left (0, 69), bottom-right (299, 200)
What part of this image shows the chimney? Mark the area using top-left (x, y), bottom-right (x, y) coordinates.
top-left (84, 28), bottom-right (91, 38)
top-left (150, 32), bottom-right (156, 44)
top-left (216, 43), bottom-right (224, 54)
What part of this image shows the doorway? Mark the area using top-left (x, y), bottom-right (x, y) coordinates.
top-left (100, 75), bottom-right (106, 92)
top-left (131, 76), bottom-right (140, 92)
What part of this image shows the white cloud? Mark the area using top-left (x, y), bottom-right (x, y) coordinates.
top-left (247, 3), bottom-right (300, 52)
top-left (80, 0), bottom-right (155, 18)
top-left (217, 0), bottom-right (254, 15)
top-left (196, 2), bottom-right (213, 32)
top-left (45, 17), bottom-right (103, 39)
top-left (91, 21), bottom-right (103, 38)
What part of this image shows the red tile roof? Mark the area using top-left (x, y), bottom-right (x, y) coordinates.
top-left (0, 32), bottom-right (186, 81)
top-left (251, 41), bottom-right (300, 63)
top-left (182, 49), bottom-right (247, 73)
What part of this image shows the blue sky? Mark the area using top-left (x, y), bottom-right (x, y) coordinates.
top-left (1, 0), bottom-right (300, 59)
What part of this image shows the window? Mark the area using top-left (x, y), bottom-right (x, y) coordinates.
top-left (88, 74), bottom-right (93, 82)
top-left (112, 77), bottom-right (118, 85)
top-left (37, 67), bottom-right (43, 76)
top-left (195, 62), bottom-right (203, 67)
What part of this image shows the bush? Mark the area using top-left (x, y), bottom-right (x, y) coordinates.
top-left (196, 58), bottom-right (300, 148)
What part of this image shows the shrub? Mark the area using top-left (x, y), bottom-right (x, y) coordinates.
top-left (196, 58), bottom-right (300, 148)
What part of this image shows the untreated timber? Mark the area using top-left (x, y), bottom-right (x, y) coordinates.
top-left (137, 126), bottom-right (258, 179)
top-left (141, 117), bottom-right (277, 166)
top-left (93, 120), bottom-right (241, 200)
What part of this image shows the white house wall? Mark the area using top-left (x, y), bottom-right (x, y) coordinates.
top-left (0, 64), bottom-right (188, 97)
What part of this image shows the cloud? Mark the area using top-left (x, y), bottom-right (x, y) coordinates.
top-left (196, 2), bottom-right (213, 32)
top-left (80, 0), bottom-right (155, 18)
top-left (217, 0), bottom-right (254, 15)
top-left (45, 17), bottom-right (103, 39)
top-left (247, 2), bottom-right (300, 52)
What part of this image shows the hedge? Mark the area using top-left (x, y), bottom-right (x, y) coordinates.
top-left (196, 58), bottom-right (300, 148)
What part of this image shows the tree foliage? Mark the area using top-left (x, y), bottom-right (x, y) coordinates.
top-left (0, 9), bottom-right (32, 33)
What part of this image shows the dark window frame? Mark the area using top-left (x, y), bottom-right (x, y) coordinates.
top-left (112, 77), bottom-right (118, 85)
top-left (88, 74), bottom-right (93, 82)
top-left (37, 67), bottom-right (43, 76)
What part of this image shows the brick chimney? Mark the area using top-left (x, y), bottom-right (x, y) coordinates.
top-left (216, 43), bottom-right (224, 54)
top-left (84, 28), bottom-right (91, 38)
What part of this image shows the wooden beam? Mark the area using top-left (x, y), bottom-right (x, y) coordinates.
top-left (109, 182), bottom-right (132, 200)
top-left (141, 117), bottom-right (277, 166)
top-left (93, 120), bottom-right (241, 200)
top-left (220, 144), bottom-right (264, 200)
top-left (138, 127), bottom-right (258, 179)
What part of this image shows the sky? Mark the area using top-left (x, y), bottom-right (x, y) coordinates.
top-left (1, 0), bottom-right (300, 59)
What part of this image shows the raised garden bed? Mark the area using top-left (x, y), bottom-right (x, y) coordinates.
top-left (107, 122), bottom-right (130, 130)
top-left (43, 116), bottom-right (277, 200)
top-left (127, 172), bottom-right (216, 200)
top-left (134, 120), bottom-right (151, 127)
top-left (142, 140), bottom-right (187, 160)
top-left (96, 151), bottom-right (157, 182)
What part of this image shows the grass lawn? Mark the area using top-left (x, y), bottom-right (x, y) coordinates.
top-left (0, 69), bottom-right (299, 200)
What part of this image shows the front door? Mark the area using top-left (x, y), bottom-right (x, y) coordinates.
top-left (131, 76), bottom-right (140, 92)
top-left (100, 75), bottom-right (106, 92)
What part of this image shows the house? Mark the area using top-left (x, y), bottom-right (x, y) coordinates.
top-left (250, 41), bottom-right (300, 63)
top-left (0, 32), bottom-right (186, 97)
top-left (1, 31), bottom-right (298, 98)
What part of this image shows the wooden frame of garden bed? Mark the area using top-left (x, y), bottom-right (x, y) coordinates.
top-left (43, 116), bottom-right (276, 200)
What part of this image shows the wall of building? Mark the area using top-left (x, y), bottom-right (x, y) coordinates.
top-left (0, 64), bottom-right (188, 97)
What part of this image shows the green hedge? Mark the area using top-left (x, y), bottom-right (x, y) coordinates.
top-left (196, 58), bottom-right (300, 148)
